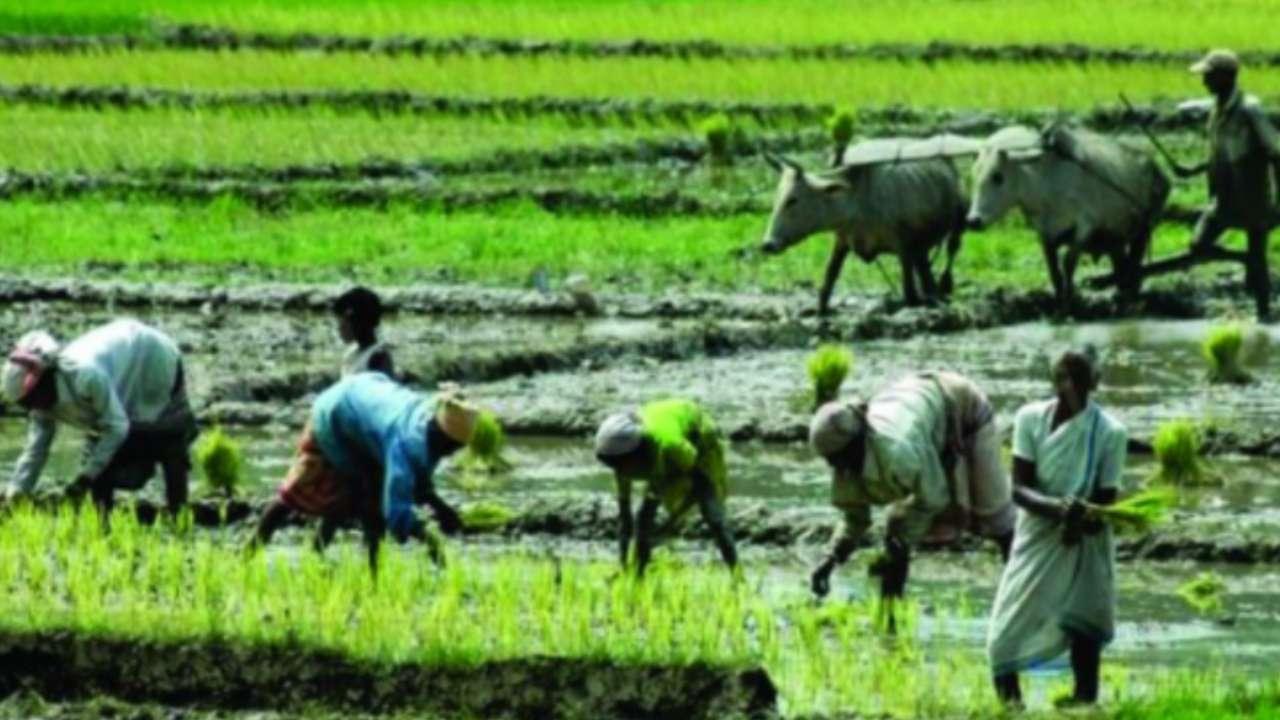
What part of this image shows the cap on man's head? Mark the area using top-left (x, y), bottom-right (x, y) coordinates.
top-left (436, 392), bottom-right (480, 445)
top-left (1190, 49), bottom-right (1239, 75)
top-left (808, 399), bottom-right (865, 458)
top-left (595, 411), bottom-right (644, 458)
top-left (2, 330), bottom-right (60, 404)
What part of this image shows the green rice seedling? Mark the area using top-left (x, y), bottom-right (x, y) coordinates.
top-left (194, 427), bottom-right (244, 500)
top-left (459, 411), bottom-right (512, 476)
top-left (826, 108), bottom-right (855, 164)
top-left (1202, 324), bottom-right (1253, 385)
top-left (1178, 572), bottom-right (1226, 616)
top-left (807, 344), bottom-right (853, 409)
top-left (460, 501), bottom-right (518, 531)
top-left (706, 112), bottom-right (737, 166)
top-left (1149, 419), bottom-right (1220, 487)
top-left (1096, 488), bottom-right (1177, 535)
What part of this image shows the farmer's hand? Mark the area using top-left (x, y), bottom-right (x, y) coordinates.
top-left (1061, 497), bottom-right (1088, 546)
top-left (65, 474), bottom-right (94, 501)
top-left (810, 557), bottom-right (835, 598)
top-left (435, 505), bottom-right (463, 536)
top-left (1081, 502), bottom-right (1107, 535)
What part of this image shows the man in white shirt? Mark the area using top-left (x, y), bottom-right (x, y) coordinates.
top-left (2, 319), bottom-right (197, 512)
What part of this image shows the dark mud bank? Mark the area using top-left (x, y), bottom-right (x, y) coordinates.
top-left (0, 631), bottom-right (778, 720)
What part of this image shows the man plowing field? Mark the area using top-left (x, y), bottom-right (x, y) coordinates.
top-left (594, 398), bottom-right (739, 576)
top-left (2, 319), bottom-right (197, 513)
top-left (807, 371), bottom-right (1013, 614)
top-left (1171, 49), bottom-right (1280, 321)
top-left (250, 373), bottom-right (490, 574)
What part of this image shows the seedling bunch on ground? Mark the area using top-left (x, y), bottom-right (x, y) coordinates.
top-left (1202, 324), bottom-right (1253, 385)
top-left (459, 410), bottom-right (512, 476)
top-left (1177, 572), bottom-right (1227, 616)
top-left (1148, 419), bottom-right (1220, 487)
top-left (807, 344), bottom-right (853, 409)
top-left (194, 427), bottom-right (245, 500)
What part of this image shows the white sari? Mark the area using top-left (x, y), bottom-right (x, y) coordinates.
top-left (986, 399), bottom-right (1127, 676)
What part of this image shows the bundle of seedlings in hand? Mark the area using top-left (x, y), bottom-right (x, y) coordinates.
top-left (460, 411), bottom-right (513, 474)
top-left (461, 501), bottom-right (518, 532)
top-left (1094, 487), bottom-right (1176, 535)
top-left (1177, 571), bottom-right (1226, 616)
top-left (194, 426), bottom-right (245, 500)
top-left (1202, 323), bottom-right (1253, 385)
top-left (826, 108), bottom-right (855, 166)
top-left (807, 344), bottom-right (854, 409)
top-left (1148, 419), bottom-right (1220, 486)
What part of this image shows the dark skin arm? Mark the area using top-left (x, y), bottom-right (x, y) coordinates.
top-left (616, 473), bottom-right (634, 566)
top-left (634, 496), bottom-right (661, 576)
top-left (1012, 457), bottom-right (1118, 540)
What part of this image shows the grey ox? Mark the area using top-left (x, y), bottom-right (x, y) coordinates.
top-left (761, 139), bottom-right (969, 314)
top-left (967, 124), bottom-right (1170, 311)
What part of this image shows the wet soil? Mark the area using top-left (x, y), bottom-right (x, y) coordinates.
top-left (0, 631), bottom-right (777, 720)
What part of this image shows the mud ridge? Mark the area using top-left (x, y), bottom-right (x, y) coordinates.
top-left (0, 83), bottom-right (1266, 133)
top-left (7, 26), bottom-right (1280, 68)
top-left (123, 132), bottom-right (825, 184)
top-left (0, 169), bottom-right (1206, 224)
top-left (0, 630), bottom-right (778, 720)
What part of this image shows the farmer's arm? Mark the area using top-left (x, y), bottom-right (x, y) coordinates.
top-left (7, 416), bottom-right (57, 499)
top-left (829, 498), bottom-right (872, 565)
top-left (634, 495), bottom-right (660, 576)
top-left (1082, 428), bottom-right (1128, 535)
top-left (76, 369), bottom-right (131, 483)
top-left (382, 443), bottom-right (427, 542)
top-left (692, 465), bottom-right (737, 569)
top-left (615, 473), bottom-right (634, 566)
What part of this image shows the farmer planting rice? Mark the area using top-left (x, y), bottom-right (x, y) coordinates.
top-left (987, 346), bottom-right (1127, 708)
top-left (334, 286), bottom-right (395, 378)
top-left (1173, 49), bottom-right (1280, 321)
top-left (594, 398), bottom-right (738, 576)
top-left (1, 319), bottom-right (197, 512)
top-left (250, 373), bottom-right (492, 573)
top-left (807, 370), bottom-right (1013, 605)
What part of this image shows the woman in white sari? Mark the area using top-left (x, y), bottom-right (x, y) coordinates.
top-left (987, 347), bottom-right (1127, 707)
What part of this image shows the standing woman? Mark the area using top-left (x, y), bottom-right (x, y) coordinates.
top-left (987, 347), bottom-right (1128, 708)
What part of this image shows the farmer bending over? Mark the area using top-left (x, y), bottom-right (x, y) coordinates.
top-left (594, 399), bottom-right (738, 576)
top-left (250, 373), bottom-right (484, 574)
top-left (2, 319), bottom-right (197, 512)
top-left (987, 347), bottom-right (1127, 709)
top-left (808, 371), bottom-right (1013, 607)
top-left (334, 286), bottom-right (395, 378)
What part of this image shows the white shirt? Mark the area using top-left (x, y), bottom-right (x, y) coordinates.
top-left (7, 319), bottom-right (181, 497)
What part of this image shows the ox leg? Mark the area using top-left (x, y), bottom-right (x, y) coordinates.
top-left (1062, 242), bottom-right (1083, 314)
top-left (1040, 240), bottom-right (1065, 303)
top-left (818, 240), bottom-right (851, 316)
top-left (913, 246), bottom-right (939, 305)
top-left (939, 227), bottom-right (963, 298)
top-left (899, 252), bottom-right (921, 306)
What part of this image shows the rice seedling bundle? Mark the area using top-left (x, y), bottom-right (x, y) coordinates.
top-left (1202, 323), bottom-right (1253, 385)
top-left (194, 426), bottom-right (244, 500)
top-left (460, 501), bottom-right (518, 531)
top-left (807, 344), bottom-right (853, 408)
top-left (1148, 419), bottom-right (1220, 487)
top-left (1177, 572), bottom-right (1226, 616)
top-left (1095, 488), bottom-right (1176, 535)
top-left (461, 411), bottom-right (512, 474)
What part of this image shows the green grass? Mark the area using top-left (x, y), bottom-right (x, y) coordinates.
top-left (0, 503), bottom-right (1270, 718)
top-left (0, 106), bottom-right (678, 174)
top-left (0, 196), bottom-right (1269, 294)
top-left (0, 51), bottom-right (1263, 110)
top-left (4, 0), bottom-right (1280, 50)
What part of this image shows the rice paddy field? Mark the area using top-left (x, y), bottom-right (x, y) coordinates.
top-left (3, 1), bottom-right (1280, 718)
